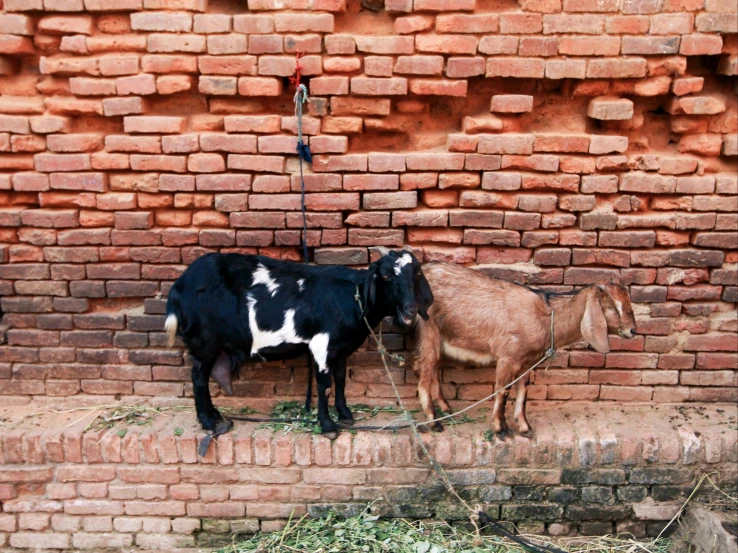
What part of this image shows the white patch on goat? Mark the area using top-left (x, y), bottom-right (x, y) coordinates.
top-left (297, 279), bottom-right (305, 292)
top-left (309, 332), bottom-right (330, 374)
top-left (394, 252), bottom-right (412, 275)
top-left (614, 299), bottom-right (623, 317)
top-left (252, 263), bottom-right (279, 296)
top-left (247, 296), bottom-right (308, 356)
top-left (442, 341), bottom-right (495, 366)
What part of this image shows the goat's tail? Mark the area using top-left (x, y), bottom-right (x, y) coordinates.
top-left (165, 314), bottom-right (178, 348)
top-left (165, 286), bottom-right (182, 348)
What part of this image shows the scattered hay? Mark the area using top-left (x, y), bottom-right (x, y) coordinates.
top-left (83, 405), bottom-right (192, 434)
top-left (255, 401), bottom-right (413, 434)
top-left (215, 507), bottom-right (672, 553)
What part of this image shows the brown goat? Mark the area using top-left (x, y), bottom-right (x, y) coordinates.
top-left (413, 262), bottom-right (636, 439)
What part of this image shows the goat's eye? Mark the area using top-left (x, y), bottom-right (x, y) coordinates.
top-left (382, 275), bottom-right (390, 280)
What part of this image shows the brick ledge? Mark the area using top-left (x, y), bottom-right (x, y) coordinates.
top-left (0, 403), bottom-right (735, 550)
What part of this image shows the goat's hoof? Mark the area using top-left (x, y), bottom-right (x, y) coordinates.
top-left (199, 415), bottom-right (221, 432)
top-left (431, 422), bottom-right (445, 433)
top-left (339, 417), bottom-right (354, 426)
top-left (518, 429), bottom-right (532, 439)
top-left (214, 419), bottom-right (233, 436)
top-left (495, 429), bottom-right (511, 442)
top-left (322, 430), bottom-right (338, 440)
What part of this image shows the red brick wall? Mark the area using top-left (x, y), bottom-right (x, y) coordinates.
top-left (0, 0), bottom-right (736, 405)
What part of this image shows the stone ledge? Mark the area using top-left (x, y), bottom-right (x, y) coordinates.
top-left (0, 402), bottom-right (735, 549)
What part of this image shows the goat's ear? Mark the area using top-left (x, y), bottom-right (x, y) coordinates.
top-left (415, 269), bottom-right (433, 321)
top-left (362, 267), bottom-right (377, 315)
top-left (581, 288), bottom-right (610, 353)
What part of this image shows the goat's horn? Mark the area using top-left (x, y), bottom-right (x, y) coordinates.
top-left (401, 245), bottom-right (413, 252)
top-left (370, 246), bottom-right (392, 257)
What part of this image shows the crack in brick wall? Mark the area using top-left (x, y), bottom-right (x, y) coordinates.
top-left (0, 0), bottom-right (736, 408)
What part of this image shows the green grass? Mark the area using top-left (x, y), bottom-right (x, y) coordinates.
top-left (215, 507), bottom-right (672, 553)
top-left (251, 401), bottom-right (417, 434)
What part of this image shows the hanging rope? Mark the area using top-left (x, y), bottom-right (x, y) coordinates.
top-left (294, 82), bottom-right (311, 267)
top-left (291, 52), bottom-right (316, 411)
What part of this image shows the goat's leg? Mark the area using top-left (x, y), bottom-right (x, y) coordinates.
top-left (491, 358), bottom-right (517, 441)
top-left (192, 358), bottom-right (232, 434)
top-left (430, 366), bottom-right (452, 414)
top-left (490, 392), bottom-right (510, 441)
top-left (414, 336), bottom-right (443, 433)
top-left (513, 374), bottom-right (531, 437)
top-left (315, 369), bottom-right (339, 439)
top-left (333, 357), bottom-right (353, 425)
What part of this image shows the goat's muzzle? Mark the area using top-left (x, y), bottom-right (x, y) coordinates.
top-left (619, 328), bottom-right (636, 339)
top-left (396, 305), bottom-right (418, 328)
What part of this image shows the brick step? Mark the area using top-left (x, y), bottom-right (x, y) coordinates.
top-left (0, 402), bottom-right (736, 550)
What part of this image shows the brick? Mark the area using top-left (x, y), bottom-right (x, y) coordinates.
top-left (331, 97), bottom-right (391, 116)
top-left (559, 36), bottom-right (620, 56)
top-left (696, 13), bottom-right (738, 33)
top-left (199, 76), bottom-right (237, 95)
top-left (224, 115), bottom-right (280, 134)
top-left (405, 153), bottom-right (465, 172)
top-left (519, 36), bottom-right (559, 56)
top-left (194, 14), bottom-right (232, 33)
top-left (273, 13), bottom-right (333, 33)
top-left (588, 97), bottom-right (634, 120)
top-left (436, 13), bottom-right (498, 33)
top-left (416, 35), bottom-right (478, 55)
top-left (409, 79), bottom-right (468, 96)
top-left (124, 116), bottom-right (184, 134)
top-left (491, 95), bottom-right (534, 113)
top-left (147, 34), bottom-right (206, 53)
top-left (131, 12), bottom-right (192, 32)
top-left (142, 55), bottom-right (197, 74)
top-left (487, 58), bottom-right (545, 78)
top-left (544, 59), bottom-right (587, 80)
top-left (621, 173), bottom-right (676, 194)
top-left (544, 14), bottom-right (604, 34)
top-left (587, 58), bottom-right (648, 79)
top-left (479, 36), bottom-right (519, 55)
top-left (395, 14), bottom-right (433, 33)
top-left (11, 534), bottom-right (70, 549)
top-left (363, 191), bottom-right (416, 210)
top-left (13, 173), bottom-right (50, 192)
top-left (228, 154), bottom-right (285, 173)
top-left (677, 133), bottom-right (722, 156)
top-left (30, 116), bottom-right (70, 134)
top-left (444, 57), bottom-right (485, 78)
top-left (234, 14), bottom-right (274, 33)
top-left (102, 97), bottom-right (144, 117)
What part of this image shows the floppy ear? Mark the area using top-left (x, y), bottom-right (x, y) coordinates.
top-left (362, 266), bottom-right (378, 315)
top-left (581, 288), bottom-right (610, 353)
top-left (415, 269), bottom-right (434, 321)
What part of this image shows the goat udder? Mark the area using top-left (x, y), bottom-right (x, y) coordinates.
top-left (211, 353), bottom-right (233, 395)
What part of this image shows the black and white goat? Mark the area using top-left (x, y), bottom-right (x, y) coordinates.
top-left (165, 247), bottom-right (433, 438)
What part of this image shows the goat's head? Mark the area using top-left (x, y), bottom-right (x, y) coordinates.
top-left (364, 246), bottom-right (434, 328)
top-left (599, 283), bottom-right (637, 339)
